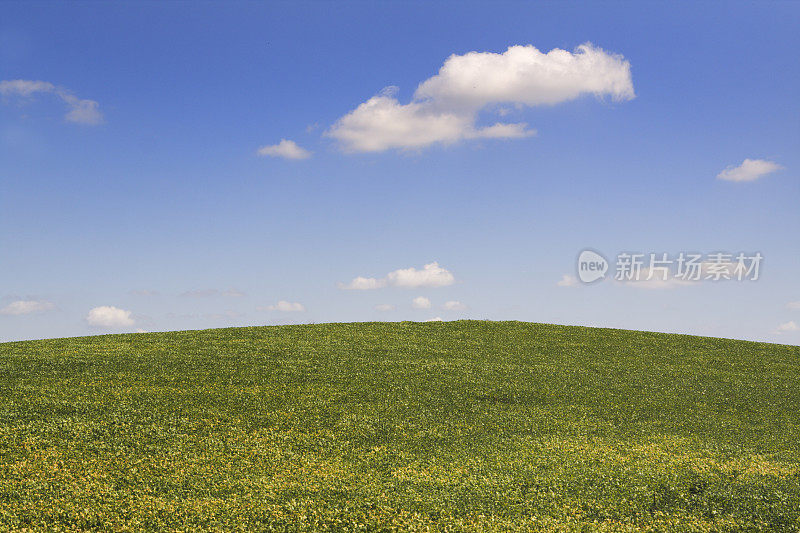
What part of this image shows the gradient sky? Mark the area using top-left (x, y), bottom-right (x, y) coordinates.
top-left (1, 1), bottom-right (798, 344)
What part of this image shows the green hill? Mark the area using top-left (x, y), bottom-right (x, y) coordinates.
top-left (1, 321), bottom-right (799, 531)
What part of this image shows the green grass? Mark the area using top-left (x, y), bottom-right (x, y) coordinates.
top-left (1, 321), bottom-right (799, 531)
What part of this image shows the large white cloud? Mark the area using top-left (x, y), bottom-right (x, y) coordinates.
top-left (415, 43), bottom-right (634, 109)
top-left (257, 139), bottom-right (312, 160)
top-left (0, 300), bottom-right (55, 315)
top-left (0, 79), bottom-right (103, 125)
top-left (717, 159), bottom-right (782, 182)
top-left (326, 43), bottom-right (633, 152)
top-left (86, 306), bottom-right (135, 328)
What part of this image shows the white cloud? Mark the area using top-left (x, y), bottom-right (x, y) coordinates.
top-left (374, 303), bottom-right (396, 312)
top-left (0, 300), bottom-right (55, 315)
top-left (339, 261), bottom-right (455, 290)
top-left (257, 139), bottom-right (312, 160)
top-left (717, 159), bottom-right (782, 182)
top-left (263, 300), bottom-right (305, 312)
top-left (556, 274), bottom-right (579, 287)
top-left (442, 300), bottom-right (467, 311)
top-left (787, 301), bottom-right (800, 310)
top-left (0, 79), bottom-right (103, 125)
top-left (425, 317), bottom-right (444, 322)
top-left (416, 43), bottom-right (634, 107)
top-left (338, 276), bottom-right (387, 290)
top-left (775, 321), bottom-right (798, 334)
top-left (386, 262), bottom-right (455, 288)
top-left (86, 306), bottom-right (135, 328)
top-left (412, 296), bottom-right (432, 309)
top-left (327, 43), bottom-right (633, 152)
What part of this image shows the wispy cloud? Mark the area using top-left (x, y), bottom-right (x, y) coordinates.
top-left (129, 289), bottom-right (159, 296)
top-left (442, 300), bottom-right (467, 311)
top-left (0, 299), bottom-right (55, 315)
top-left (556, 274), bottom-right (579, 287)
top-left (774, 321), bottom-right (798, 334)
top-left (0, 79), bottom-right (103, 125)
top-left (326, 43), bottom-right (633, 153)
top-left (717, 159), bottom-right (782, 182)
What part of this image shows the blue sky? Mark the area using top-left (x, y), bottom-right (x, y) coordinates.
top-left (1, 1), bottom-right (798, 343)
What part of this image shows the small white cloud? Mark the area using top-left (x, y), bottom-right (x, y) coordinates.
top-left (442, 300), bottom-right (467, 311)
top-left (262, 300), bottom-right (305, 312)
top-left (0, 79), bottom-right (104, 125)
top-left (86, 306), bottom-right (135, 328)
top-left (338, 276), bottom-right (387, 290)
top-left (339, 261), bottom-right (455, 290)
top-left (425, 317), bottom-right (444, 322)
top-left (0, 300), bottom-right (55, 315)
top-left (556, 274), bottom-right (579, 287)
top-left (327, 43), bottom-right (633, 153)
top-left (412, 296), bottom-right (432, 309)
top-left (775, 321), bottom-right (798, 334)
top-left (386, 261), bottom-right (455, 288)
top-left (785, 301), bottom-right (800, 310)
top-left (136, 328), bottom-right (148, 334)
top-left (257, 139), bottom-right (312, 160)
top-left (374, 303), bottom-right (396, 312)
top-left (717, 159), bottom-right (782, 182)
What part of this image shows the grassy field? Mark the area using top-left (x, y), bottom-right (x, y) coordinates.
top-left (1, 321), bottom-right (799, 531)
